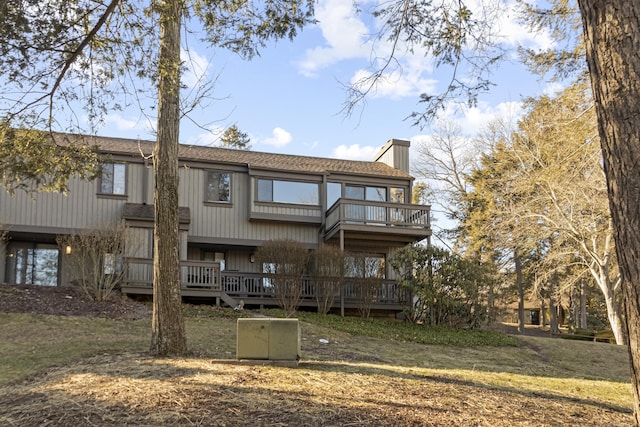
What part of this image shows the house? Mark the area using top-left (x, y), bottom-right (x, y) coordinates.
top-left (0, 134), bottom-right (431, 313)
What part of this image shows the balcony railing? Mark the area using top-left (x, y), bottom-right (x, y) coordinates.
top-left (325, 198), bottom-right (430, 234)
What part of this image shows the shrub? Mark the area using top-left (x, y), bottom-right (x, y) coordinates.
top-left (346, 253), bottom-right (384, 319)
top-left (57, 221), bottom-right (138, 301)
top-left (254, 239), bottom-right (310, 317)
top-left (309, 245), bottom-right (345, 314)
top-left (389, 244), bottom-right (487, 327)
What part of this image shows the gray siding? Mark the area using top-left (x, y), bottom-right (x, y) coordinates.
top-left (179, 168), bottom-right (321, 246)
top-left (0, 161), bottom-right (149, 233)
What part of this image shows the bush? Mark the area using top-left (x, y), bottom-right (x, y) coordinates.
top-left (389, 244), bottom-right (487, 327)
top-left (346, 253), bottom-right (385, 319)
top-left (254, 239), bottom-right (310, 317)
top-left (309, 245), bottom-right (345, 314)
top-left (57, 221), bottom-right (138, 301)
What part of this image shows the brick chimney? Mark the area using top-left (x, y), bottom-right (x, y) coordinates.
top-left (374, 138), bottom-right (411, 174)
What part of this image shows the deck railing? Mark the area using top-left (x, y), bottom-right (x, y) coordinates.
top-left (123, 258), bottom-right (408, 308)
top-left (325, 199), bottom-right (430, 233)
top-left (125, 258), bottom-right (221, 291)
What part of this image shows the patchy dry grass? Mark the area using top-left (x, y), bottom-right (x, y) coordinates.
top-left (0, 308), bottom-right (634, 426)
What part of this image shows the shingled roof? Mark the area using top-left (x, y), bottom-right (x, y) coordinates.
top-left (62, 133), bottom-right (412, 179)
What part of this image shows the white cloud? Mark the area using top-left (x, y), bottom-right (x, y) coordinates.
top-left (331, 144), bottom-right (379, 161)
top-left (543, 81), bottom-right (566, 97)
top-left (350, 62), bottom-right (438, 100)
top-left (181, 48), bottom-right (210, 88)
top-left (297, 0), bottom-right (556, 100)
top-left (188, 126), bottom-right (224, 146)
top-left (495, 1), bottom-right (555, 51)
top-left (262, 127), bottom-right (293, 148)
top-left (435, 100), bottom-right (523, 135)
top-left (105, 113), bottom-right (154, 133)
top-left (296, 0), bottom-right (372, 77)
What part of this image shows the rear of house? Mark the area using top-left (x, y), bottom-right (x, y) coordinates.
top-left (0, 134), bottom-right (431, 313)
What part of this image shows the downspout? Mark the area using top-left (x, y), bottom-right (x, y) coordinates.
top-left (142, 157), bottom-right (149, 205)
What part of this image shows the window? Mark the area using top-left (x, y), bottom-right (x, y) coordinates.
top-left (345, 255), bottom-right (386, 279)
top-left (390, 187), bottom-right (405, 203)
top-left (7, 243), bottom-right (59, 286)
top-left (390, 187), bottom-right (406, 222)
top-left (100, 163), bottom-right (126, 195)
top-left (103, 253), bottom-right (122, 275)
top-left (345, 185), bottom-right (364, 200)
top-left (345, 185), bottom-right (388, 202)
top-left (257, 179), bottom-right (319, 205)
top-left (366, 186), bottom-right (387, 202)
top-left (345, 185), bottom-right (387, 223)
top-left (327, 182), bottom-right (341, 208)
top-left (206, 172), bottom-right (231, 202)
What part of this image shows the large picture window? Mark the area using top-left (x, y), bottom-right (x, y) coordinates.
top-left (257, 179), bottom-right (319, 205)
top-left (100, 163), bottom-right (126, 195)
top-left (206, 172), bottom-right (231, 202)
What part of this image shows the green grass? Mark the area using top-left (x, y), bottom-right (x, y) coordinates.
top-left (0, 313), bottom-right (150, 385)
top-left (259, 309), bottom-right (520, 347)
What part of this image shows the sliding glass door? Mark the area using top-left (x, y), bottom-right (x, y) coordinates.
top-left (6, 243), bottom-right (59, 286)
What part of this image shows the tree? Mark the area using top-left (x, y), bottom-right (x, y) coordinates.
top-left (511, 82), bottom-right (623, 343)
top-left (0, 0), bottom-right (315, 356)
top-left (412, 120), bottom-right (482, 242)
top-left (577, 3), bottom-right (640, 419)
top-left (352, 2), bottom-right (640, 417)
top-left (220, 124), bottom-right (251, 150)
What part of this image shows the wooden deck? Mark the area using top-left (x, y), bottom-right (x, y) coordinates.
top-left (121, 258), bottom-right (406, 312)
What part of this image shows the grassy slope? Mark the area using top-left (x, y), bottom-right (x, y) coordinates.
top-left (0, 308), bottom-right (633, 425)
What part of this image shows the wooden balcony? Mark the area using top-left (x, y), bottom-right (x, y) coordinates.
top-left (121, 258), bottom-right (408, 312)
top-left (324, 199), bottom-right (431, 246)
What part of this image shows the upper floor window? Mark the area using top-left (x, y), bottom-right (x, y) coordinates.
top-left (100, 163), bottom-right (126, 195)
top-left (346, 185), bottom-right (387, 202)
top-left (327, 182), bottom-right (341, 208)
top-left (390, 187), bottom-right (406, 203)
top-left (257, 179), bottom-right (319, 205)
top-left (206, 171), bottom-right (231, 202)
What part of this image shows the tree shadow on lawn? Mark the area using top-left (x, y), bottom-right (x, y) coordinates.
top-left (299, 360), bottom-right (633, 416)
top-left (0, 354), bottom-right (632, 426)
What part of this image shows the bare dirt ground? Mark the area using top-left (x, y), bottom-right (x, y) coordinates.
top-left (0, 283), bottom-right (150, 320)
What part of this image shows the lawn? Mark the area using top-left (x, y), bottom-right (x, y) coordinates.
top-left (0, 306), bottom-right (633, 426)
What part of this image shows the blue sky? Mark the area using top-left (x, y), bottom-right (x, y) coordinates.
top-left (98, 0), bottom-right (558, 165)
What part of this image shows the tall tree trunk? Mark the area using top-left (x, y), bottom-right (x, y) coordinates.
top-left (578, 1), bottom-right (640, 422)
top-left (580, 280), bottom-right (588, 330)
top-left (151, 0), bottom-right (187, 356)
top-left (597, 268), bottom-right (625, 345)
top-left (549, 275), bottom-right (560, 335)
top-left (514, 249), bottom-right (525, 334)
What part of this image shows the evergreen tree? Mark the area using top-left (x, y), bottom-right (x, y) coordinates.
top-left (0, 0), bottom-right (315, 356)
top-left (220, 124), bottom-right (251, 150)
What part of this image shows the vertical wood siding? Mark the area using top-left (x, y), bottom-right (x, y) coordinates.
top-left (179, 169), bottom-right (321, 245)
